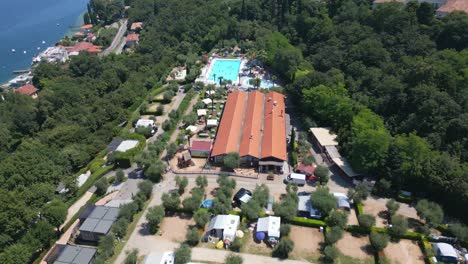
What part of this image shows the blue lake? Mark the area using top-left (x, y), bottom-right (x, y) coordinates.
top-left (0, 0), bottom-right (89, 84)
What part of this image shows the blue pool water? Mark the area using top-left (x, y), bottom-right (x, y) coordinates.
top-left (208, 59), bottom-right (241, 83)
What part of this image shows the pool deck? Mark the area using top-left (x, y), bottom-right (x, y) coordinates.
top-left (197, 57), bottom-right (276, 89)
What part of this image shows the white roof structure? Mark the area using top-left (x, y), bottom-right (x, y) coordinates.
top-left (197, 109), bottom-right (207, 116)
top-left (433, 243), bottom-right (458, 258)
top-left (298, 195), bottom-right (322, 218)
top-left (206, 90), bottom-right (216, 95)
top-left (310, 127), bottom-right (338, 147)
top-left (290, 173), bottom-right (306, 180)
top-left (256, 216), bottom-right (281, 238)
top-left (202, 98), bottom-right (212, 105)
top-left (207, 119), bottom-right (218, 127)
top-left (186, 125), bottom-right (198, 133)
top-left (116, 140), bottom-right (139, 152)
top-left (135, 119), bottom-right (155, 128)
top-left (333, 193), bottom-right (351, 209)
top-left (208, 215), bottom-right (240, 240)
top-left (143, 251), bottom-right (174, 264)
top-left (76, 171), bottom-right (91, 187)
top-left (325, 146), bottom-right (359, 177)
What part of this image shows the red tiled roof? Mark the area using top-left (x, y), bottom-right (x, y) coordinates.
top-left (437, 0), bottom-right (468, 14)
top-left (66, 42), bottom-right (102, 53)
top-left (130, 22), bottom-right (143, 30)
top-left (297, 163), bottom-right (316, 175)
top-left (80, 24), bottom-right (93, 29)
top-left (211, 91), bottom-right (247, 157)
top-left (239, 91), bottom-right (264, 158)
top-left (15, 84), bottom-right (38, 96)
top-left (126, 33), bottom-right (139, 42)
top-left (191, 140), bottom-right (213, 152)
top-left (261, 92), bottom-right (287, 161)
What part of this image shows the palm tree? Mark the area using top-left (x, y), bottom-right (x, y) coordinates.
top-left (256, 49), bottom-right (268, 65)
top-left (218, 76), bottom-right (224, 86)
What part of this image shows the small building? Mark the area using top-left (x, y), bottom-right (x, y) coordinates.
top-left (125, 33), bottom-right (140, 48)
top-left (178, 152), bottom-right (192, 168)
top-left (143, 251), bottom-right (174, 264)
top-left (432, 243), bottom-right (459, 263)
top-left (190, 140), bottom-right (212, 157)
top-left (80, 24), bottom-right (93, 33)
top-left (65, 42), bottom-right (102, 56)
top-left (15, 84), bottom-right (39, 98)
top-left (207, 214), bottom-right (240, 242)
top-left (297, 195), bottom-right (322, 219)
top-left (436, 0), bottom-right (468, 17)
top-left (76, 171), bottom-right (91, 188)
top-left (78, 205), bottom-right (119, 242)
top-left (55, 182), bottom-right (69, 195)
top-left (333, 193), bottom-right (351, 210)
top-left (135, 119), bottom-right (157, 135)
top-left (186, 125), bottom-right (198, 134)
top-left (256, 216), bottom-right (281, 246)
top-left (46, 244), bottom-right (96, 264)
top-left (130, 22), bottom-right (143, 32)
top-left (296, 163), bottom-right (316, 177)
top-left (309, 127), bottom-right (338, 152)
top-left (32, 46), bottom-right (69, 64)
top-left (202, 98), bottom-right (212, 105)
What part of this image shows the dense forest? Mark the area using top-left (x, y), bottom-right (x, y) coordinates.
top-left (0, 0), bottom-right (467, 261)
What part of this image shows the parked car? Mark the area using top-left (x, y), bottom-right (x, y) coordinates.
top-left (283, 173), bottom-right (306, 186)
top-left (232, 188), bottom-right (252, 208)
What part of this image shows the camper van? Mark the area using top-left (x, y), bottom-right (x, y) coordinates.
top-left (284, 173), bottom-right (306, 186)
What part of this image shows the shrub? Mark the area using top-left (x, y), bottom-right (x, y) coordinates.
top-left (116, 169), bottom-right (125, 183)
top-left (225, 254), bottom-right (243, 264)
top-left (95, 177), bottom-right (109, 196)
top-left (325, 226), bottom-right (344, 245)
top-left (240, 200), bottom-right (262, 220)
top-left (175, 176), bottom-right (189, 195)
top-left (390, 215), bottom-right (408, 236)
top-left (272, 239), bottom-right (294, 259)
top-left (280, 224), bottom-right (291, 236)
top-left (326, 210), bottom-right (348, 229)
top-left (229, 238), bottom-right (242, 252)
top-left (163, 91), bottom-right (175, 103)
top-left (358, 214), bottom-right (376, 229)
top-left (174, 244), bottom-right (191, 264)
top-left (185, 227), bottom-right (200, 246)
top-left (448, 223), bottom-right (468, 242)
top-left (224, 152), bottom-right (240, 169)
top-left (194, 210), bottom-right (210, 228)
top-left (125, 249), bottom-right (138, 264)
top-left (369, 231), bottom-right (390, 252)
top-left (196, 175), bottom-right (208, 189)
top-left (135, 126), bottom-right (153, 137)
top-left (156, 105), bottom-right (164, 115)
top-left (289, 217), bottom-right (326, 228)
top-left (416, 199), bottom-right (444, 227)
top-left (112, 218), bottom-right (129, 239)
top-left (386, 199), bottom-right (400, 217)
top-left (162, 192), bottom-right (181, 212)
top-left (146, 206), bottom-right (165, 234)
top-left (138, 180), bottom-right (153, 199)
top-left (323, 245), bottom-right (339, 263)
top-left (347, 182), bottom-right (369, 204)
top-left (310, 186), bottom-right (337, 217)
top-left (314, 165), bottom-right (329, 184)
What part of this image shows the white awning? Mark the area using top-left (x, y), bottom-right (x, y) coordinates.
top-left (207, 119), bottom-right (218, 127)
top-left (186, 125), bottom-right (198, 133)
top-left (197, 109), bottom-right (207, 116)
top-left (202, 98), bottom-right (212, 105)
top-left (136, 119), bottom-right (155, 128)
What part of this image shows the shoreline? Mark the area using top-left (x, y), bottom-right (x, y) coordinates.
top-left (1, 9), bottom-right (87, 87)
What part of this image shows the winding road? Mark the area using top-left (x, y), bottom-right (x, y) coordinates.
top-left (100, 19), bottom-right (128, 57)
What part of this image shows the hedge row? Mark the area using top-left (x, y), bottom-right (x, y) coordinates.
top-left (290, 217), bottom-right (326, 228)
top-left (396, 194), bottom-right (412, 204)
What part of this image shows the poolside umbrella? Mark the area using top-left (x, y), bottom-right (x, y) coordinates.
top-left (256, 231), bottom-right (266, 241)
top-left (235, 230), bottom-right (244, 238)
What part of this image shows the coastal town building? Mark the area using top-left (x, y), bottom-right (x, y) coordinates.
top-left (80, 24), bottom-right (93, 33)
top-left (14, 84), bottom-right (39, 98)
top-left (65, 42), bottom-right (102, 56)
top-left (210, 91), bottom-right (287, 173)
top-left (130, 22), bottom-right (143, 32)
top-left (190, 140), bottom-right (213, 157)
top-left (32, 46), bottom-right (69, 64)
top-left (125, 33), bottom-right (140, 48)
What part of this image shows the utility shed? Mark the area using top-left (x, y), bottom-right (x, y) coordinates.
top-left (49, 245), bottom-right (96, 264)
top-left (79, 206), bottom-right (119, 242)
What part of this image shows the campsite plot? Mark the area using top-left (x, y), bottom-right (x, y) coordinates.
top-left (383, 240), bottom-right (425, 264)
top-left (336, 233), bottom-right (372, 260)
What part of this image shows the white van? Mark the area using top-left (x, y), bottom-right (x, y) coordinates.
top-left (284, 173), bottom-right (306, 186)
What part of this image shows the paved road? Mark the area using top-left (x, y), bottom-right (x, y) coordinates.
top-left (100, 19), bottom-right (128, 57)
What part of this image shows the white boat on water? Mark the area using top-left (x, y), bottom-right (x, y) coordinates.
top-left (11, 49), bottom-right (15, 52)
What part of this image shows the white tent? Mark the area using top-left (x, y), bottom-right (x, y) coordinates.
top-left (76, 171), bottom-right (91, 188)
top-left (202, 98), bottom-right (212, 105)
top-left (256, 216), bottom-right (281, 238)
top-left (208, 215), bottom-right (240, 241)
top-left (116, 140), bottom-right (139, 152)
top-left (186, 125), bottom-right (198, 133)
top-left (206, 90), bottom-right (216, 95)
top-left (207, 119), bottom-right (218, 127)
top-left (197, 109), bottom-right (207, 116)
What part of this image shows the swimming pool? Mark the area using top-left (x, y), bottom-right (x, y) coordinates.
top-left (208, 59), bottom-right (241, 83)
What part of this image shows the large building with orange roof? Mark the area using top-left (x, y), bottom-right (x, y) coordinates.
top-left (211, 91), bottom-right (288, 172)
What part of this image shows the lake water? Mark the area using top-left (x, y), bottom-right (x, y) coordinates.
top-left (0, 0), bottom-right (89, 84)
